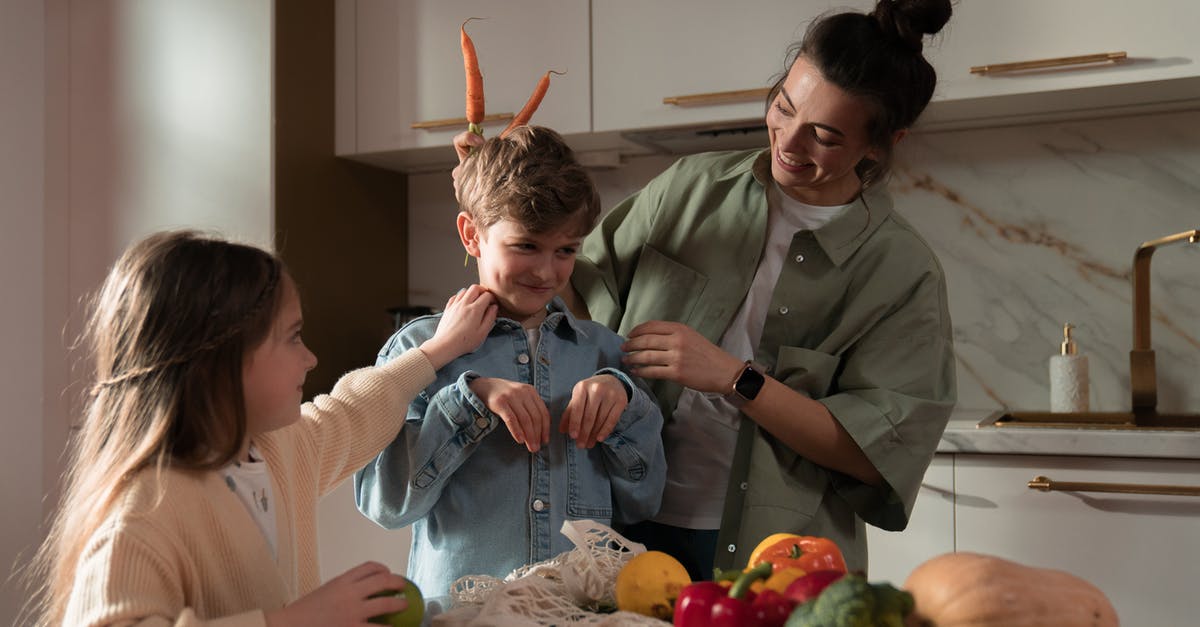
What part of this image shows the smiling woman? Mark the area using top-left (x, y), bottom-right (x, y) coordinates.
top-left (556, 0), bottom-right (959, 582)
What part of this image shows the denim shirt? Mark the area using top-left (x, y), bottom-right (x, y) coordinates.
top-left (354, 297), bottom-right (666, 598)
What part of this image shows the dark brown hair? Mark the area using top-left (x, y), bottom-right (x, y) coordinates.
top-left (456, 125), bottom-right (601, 236)
top-left (768, 0), bottom-right (953, 188)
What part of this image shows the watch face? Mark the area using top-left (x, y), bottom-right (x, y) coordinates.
top-left (735, 365), bottom-right (766, 400)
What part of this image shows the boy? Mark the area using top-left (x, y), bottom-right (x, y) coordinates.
top-left (354, 126), bottom-right (666, 598)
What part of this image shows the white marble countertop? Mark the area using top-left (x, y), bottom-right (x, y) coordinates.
top-left (938, 409), bottom-right (1200, 459)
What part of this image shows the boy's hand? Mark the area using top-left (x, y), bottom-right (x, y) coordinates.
top-left (451, 130), bottom-right (485, 202)
top-left (420, 285), bottom-right (497, 370)
top-left (561, 374), bottom-right (628, 449)
top-left (468, 377), bottom-right (550, 453)
top-left (265, 561), bottom-right (409, 627)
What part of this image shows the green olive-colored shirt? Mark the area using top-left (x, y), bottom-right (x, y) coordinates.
top-left (572, 149), bottom-right (956, 572)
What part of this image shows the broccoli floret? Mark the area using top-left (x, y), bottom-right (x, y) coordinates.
top-left (783, 575), bottom-right (914, 627)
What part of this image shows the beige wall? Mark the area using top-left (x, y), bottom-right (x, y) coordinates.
top-left (3, 1), bottom-right (272, 622)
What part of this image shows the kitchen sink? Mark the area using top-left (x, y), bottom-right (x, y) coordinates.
top-left (977, 410), bottom-right (1200, 431)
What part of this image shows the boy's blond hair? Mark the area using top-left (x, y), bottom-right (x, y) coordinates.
top-left (456, 125), bottom-right (600, 235)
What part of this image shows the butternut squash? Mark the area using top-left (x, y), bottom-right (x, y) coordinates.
top-left (903, 552), bottom-right (1119, 627)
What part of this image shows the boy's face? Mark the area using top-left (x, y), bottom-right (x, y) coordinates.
top-left (458, 213), bottom-right (582, 326)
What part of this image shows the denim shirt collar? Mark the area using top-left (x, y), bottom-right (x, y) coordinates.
top-left (750, 149), bottom-right (895, 268)
top-left (491, 295), bottom-right (589, 342)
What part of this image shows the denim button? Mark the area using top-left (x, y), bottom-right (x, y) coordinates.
top-left (727, 544), bottom-right (736, 553)
top-left (779, 306), bottom-right (789, 315)
top-left (795, 254), bottom-right (804, 263)
top-left (532, 499), bottom-right (546, 512)
top-left (517, 353), bottom-right (530, 364)
top-left (474, 417), bottom-right (488, 429)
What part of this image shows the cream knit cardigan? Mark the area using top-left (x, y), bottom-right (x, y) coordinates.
top-left (63, 349), bottom-right (436, 626)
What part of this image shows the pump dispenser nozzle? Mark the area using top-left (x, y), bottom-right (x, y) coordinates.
top-left (1060, 323), bottom-right (1077, 356)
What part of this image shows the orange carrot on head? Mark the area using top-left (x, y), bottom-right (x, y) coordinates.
top-left (460, 17), bottom-right (485, 136)
top-left (499, 70), bottom-right (563, 138)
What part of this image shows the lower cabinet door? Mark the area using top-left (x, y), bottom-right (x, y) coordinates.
top-left (866, 454), bottom-right (955, 584)
top-left (954, 454), bottom-right (1200, 626)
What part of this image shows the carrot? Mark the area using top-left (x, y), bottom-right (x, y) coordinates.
top-left (499, 70), bottom-right (562, 138)
top-left (461, 17), bottom-right (485, 136)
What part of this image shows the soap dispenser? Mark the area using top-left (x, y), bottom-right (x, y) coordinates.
top-left (1049, 323), bottom-right (1089, 413)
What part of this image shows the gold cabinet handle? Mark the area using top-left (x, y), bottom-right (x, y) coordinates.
top-left (1028, 475), bottom-right (1200, 497)
top-left (662, 87), bottom-right (770, 107)
top-left (970, 51), bottom-right (1127, 75)
top-left (410, 112), bottom-right (513, 131)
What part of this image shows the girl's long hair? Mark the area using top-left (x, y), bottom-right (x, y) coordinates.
top-left (24, 230), bottom-right (285, 625)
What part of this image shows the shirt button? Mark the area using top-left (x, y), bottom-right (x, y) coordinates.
top-left (727, 544), bottom-right (737, 553)
top-left (779, 306), bottom-right (789, 315)
top-left (517, 353), bottom-right (530, 364)
top-left (532, 499), bottom-right (546, 512)
top-left (739, 482), bottom-right (748, 491)
top-left (795, 254), bottom-right (805, 263)
top-left (474, 417), bottom-right (489, 429)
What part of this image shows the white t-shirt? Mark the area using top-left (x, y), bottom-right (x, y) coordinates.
top-left (653, 184), bottom-right (849, 529)
top-left (222, 445), bottom-right (278, 558)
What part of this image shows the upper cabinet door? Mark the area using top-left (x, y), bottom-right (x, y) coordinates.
top-left (591, 0), bottom-right (874, 133)
top-left (340, 0), bottom-right (590, 156)
top-left (923, 0), bottom-right (1200, 127)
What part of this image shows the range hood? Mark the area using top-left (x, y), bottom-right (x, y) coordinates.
top-left (621, 121), bottom-right (769, 155)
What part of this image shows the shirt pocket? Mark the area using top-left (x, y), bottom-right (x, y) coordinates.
top-left (565, 446), bottom-right (614, 520)
top-left (620, 244), bottom-right (708, 334)
top-left (773, 346), bottom-right (840, 399)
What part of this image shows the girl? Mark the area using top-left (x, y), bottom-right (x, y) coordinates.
top-left (26, 230), bottom-right (496, 626)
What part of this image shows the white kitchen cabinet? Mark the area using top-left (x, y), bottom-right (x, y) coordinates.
top-left (954, 454), bottom-right (1200, 626)
top-left (923, 0), bottom-right (1200, 129)
top-left (866, 454), bottom-right (955, 584)
top-left (336, 0), bottom-right (590, 169)
top-left (591, 0), bottom-right (873, 134)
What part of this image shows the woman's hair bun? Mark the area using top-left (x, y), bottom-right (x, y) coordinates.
top-left (873, 0), bottom-right (952, 51)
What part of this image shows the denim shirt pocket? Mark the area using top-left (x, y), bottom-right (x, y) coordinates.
top-left (412, 382), bottom-right (493, 490)
top-left (620, 244), bottom-right (707, 335)
top-left (565, 445), bottom-right (614, 519)
top-left (773, 345), bottom-right (840, 400)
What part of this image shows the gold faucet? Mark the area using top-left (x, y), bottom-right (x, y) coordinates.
top-left (1130, 229), bottom-right (1200, 420)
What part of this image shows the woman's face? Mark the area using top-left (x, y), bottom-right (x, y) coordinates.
top-left (765, 56), bottom-right (882, 205)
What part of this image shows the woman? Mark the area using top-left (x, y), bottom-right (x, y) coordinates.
top-left (454, 0), bottom-right (957, 580)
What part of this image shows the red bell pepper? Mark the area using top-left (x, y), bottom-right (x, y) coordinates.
top-left (673, 562), bottom-right (797, 627)
top-left (748, 535), bottom-right (847, 575)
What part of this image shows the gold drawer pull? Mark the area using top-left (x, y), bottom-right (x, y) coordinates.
top-left (663, 87), bottom-right (770, 107)
top-left (410, 112), bottom-right (513, 131)
top-left (1028, 475), bottom-right (1200, 497)
top-left (971, 51), bottom-right (1127, 75)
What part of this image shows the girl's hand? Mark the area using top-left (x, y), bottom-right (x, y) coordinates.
top-left (621, 320), bottom-right (744, 394)
top-left (451, 131), bottom-right (486, 201)
top-left (421, 285), bottom-right (497, 370)
top-left (265, 561), bottom-right (408, 627)
top-left (468, 376), bottom-right (550, 453)
top-left (560, 375), bottom-right (627, 448)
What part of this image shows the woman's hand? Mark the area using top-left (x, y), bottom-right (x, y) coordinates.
top-left (265, 561), bottom-right (409, 627)
top-left (420, 285), bottom-right (497, 370)
top-left (622, 320), bottom-right (744, 394)
top-left (468, 377), bottom-right (550, 453)
top-left (561, 374), bottom-right (628, 448)
top-left (450, 130), bottom-right (485, 201)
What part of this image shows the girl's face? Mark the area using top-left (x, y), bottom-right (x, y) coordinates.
top-left (459, 214), bottom-right (581, 328)
top-left (765, 56), bottom-right (883, 205)
top-left (242, 276), bottom-right (317, 438)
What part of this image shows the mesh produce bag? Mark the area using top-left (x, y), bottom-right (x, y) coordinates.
top-left (431, 520), bottom-right (670, 626)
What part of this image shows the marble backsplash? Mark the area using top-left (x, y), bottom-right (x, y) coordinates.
top-left (408, 110), bottom-right (1200, 415)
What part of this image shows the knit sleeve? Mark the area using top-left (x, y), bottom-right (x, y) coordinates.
top-left (300, 347), bottom-right (438, 495)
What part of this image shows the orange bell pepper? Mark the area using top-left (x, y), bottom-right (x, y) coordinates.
top-left (747, 534), bottom-right (847, 575)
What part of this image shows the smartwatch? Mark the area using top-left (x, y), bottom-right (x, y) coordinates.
top-left (727, 360), bottom-right (766, 408)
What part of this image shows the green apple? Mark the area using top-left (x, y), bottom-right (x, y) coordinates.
top-left (368, 578), bottom-right (424, 627)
